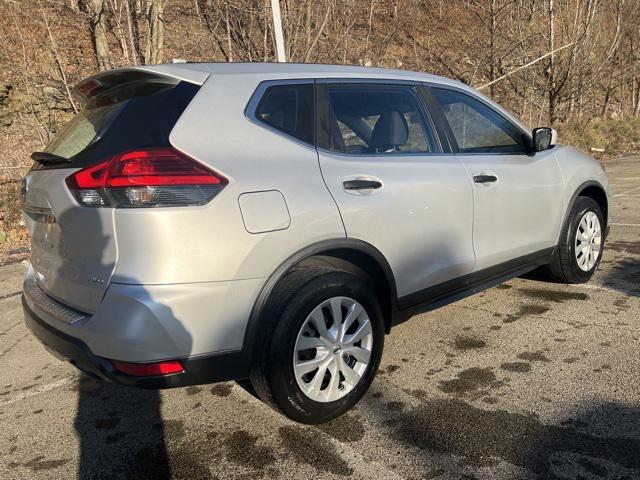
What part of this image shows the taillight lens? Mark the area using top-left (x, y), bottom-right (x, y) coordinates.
top-left (112, 359), bottom-right (184, 376)
top-left (66, 148), bottom-right (226, 208)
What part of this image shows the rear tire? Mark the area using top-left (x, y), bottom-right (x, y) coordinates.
top-left (249, 267), bottom-right (384, 424)
top-left (547, 196), bottom-right (604, 283)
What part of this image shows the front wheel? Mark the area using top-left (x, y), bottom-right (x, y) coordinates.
top-left (547, 196), bottom-right (605, 283)
top-left (249, 267), bottom-right (384, 424)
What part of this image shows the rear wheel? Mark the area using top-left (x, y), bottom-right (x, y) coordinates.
top-left (547, 196), bottom-right (604, 283)
top-left (249, 267), bottom-right (384, 424)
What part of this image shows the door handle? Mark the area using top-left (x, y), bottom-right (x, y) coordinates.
top-left (473, 174), bottom-right (498, 184)
top-left (343, 179), bottom-right (383, 190)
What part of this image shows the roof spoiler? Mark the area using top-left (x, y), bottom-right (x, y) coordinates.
top-left (72, 65), bottom-right (210, 105)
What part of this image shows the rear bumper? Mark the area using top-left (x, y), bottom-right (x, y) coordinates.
top-left (22, 296), bottom-right (250, 388)
top-left (22, 263), bottom-right (264, 359)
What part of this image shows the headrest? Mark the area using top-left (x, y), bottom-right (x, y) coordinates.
top-left (369, 111), bottom-right (409, 152)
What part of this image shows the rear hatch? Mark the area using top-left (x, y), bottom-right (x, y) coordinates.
top-left (22, 69), bottom-right (204, 313)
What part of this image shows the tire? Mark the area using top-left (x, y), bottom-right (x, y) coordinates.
top-left (547, 196), bottom-right (605, 283)
top-left (249, 266), bottom-right (384, 424)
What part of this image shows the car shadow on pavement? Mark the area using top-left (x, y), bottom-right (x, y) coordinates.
top-left (522, 254), bottom-right (640, 298)
top-left (75, 374), bottom-right (172, 479)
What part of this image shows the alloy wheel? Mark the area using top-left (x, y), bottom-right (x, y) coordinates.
top-left (575, 211), bottom-right (602, 272)
top-left (293, 296), bottom-right (373, 403)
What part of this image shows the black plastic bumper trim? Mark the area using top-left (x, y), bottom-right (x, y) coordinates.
top-left (22, 296), bottom-right (250, 389)
top-left (394, 247), bottom-right (555, 324)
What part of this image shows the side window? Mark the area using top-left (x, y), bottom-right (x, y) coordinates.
top-left (431, 88), bottom-right (529, 154)
top-left (255, 83), bottom-right (314, 144)
top-left (325, 84), bottom-right (437, 154)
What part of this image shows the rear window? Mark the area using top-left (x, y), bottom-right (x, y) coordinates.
top-left (36, 80), bottom-right (199, 169)
top-left (254, 83), bottom-right (314, 144)
top-left (44, 103), bottom-right (123, 159)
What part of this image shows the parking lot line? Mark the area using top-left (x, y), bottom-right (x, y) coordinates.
top-left (613, 185), bottom-right (640, 197)
top-left (610, 222), bottom-right (640, 227)
top-left (0, 376), bottom-right (76, 407)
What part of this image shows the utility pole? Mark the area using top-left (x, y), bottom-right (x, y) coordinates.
top-left (271, 0), bottom-right (287, 62)
top-left (548, 0), bottom-right (556, 123)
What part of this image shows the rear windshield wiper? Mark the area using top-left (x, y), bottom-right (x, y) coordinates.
top-left (31, 151), bottom-right (71, 166)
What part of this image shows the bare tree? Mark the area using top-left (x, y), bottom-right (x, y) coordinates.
top-left (80, 0), bottom-right (113, 71)
top-left (2, 0), bottom-right (640, 135)
top-left (124, 0), bottom-right (140, 64)
top-left (144, 0), bottom-right (167, 65)
top-left (107, 0), bottom-right (131, 63)
top-left (41, 5), bottom-right (78, 113)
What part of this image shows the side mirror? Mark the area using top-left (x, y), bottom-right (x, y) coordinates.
top-left (532, 127), bottom-right (557, 152)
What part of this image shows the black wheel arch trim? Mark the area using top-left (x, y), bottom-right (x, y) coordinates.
top-left (561, 180), bottom-right (609, 239)
top-left (242, 238), bottom-right (399, 358)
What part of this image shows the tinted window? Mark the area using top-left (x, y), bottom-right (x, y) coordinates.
top-left (255, 83), bottom-right (314, 144)
top-left (431, 88), bottom-right (529, 153)
top-left (45, 102), bottom-right (124, 159)
top-left (35, 81), bottom-right (200, 170)
top-left (325, 85), bottom-right (437, 154)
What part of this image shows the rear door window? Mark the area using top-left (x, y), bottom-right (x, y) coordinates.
top-left (321, 84), bottom-right (438, 154)
top-left (254, 83), bottom-right (314, 144)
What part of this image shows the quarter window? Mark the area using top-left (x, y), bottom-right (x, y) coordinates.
top-left (431, 88), bottom-right (529, 154)
top-left (255, 83), bottom-right (314, 144)
top-left (324, 85), bottom-right (437, 154)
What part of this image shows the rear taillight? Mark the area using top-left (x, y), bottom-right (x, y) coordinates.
top-left (66, 148), bottom-right (226, 208)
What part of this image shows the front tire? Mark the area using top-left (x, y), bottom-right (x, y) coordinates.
top-left (249, 267), bottom-right (384, 424)
top-left (547, 196), bottom-right (604, 283)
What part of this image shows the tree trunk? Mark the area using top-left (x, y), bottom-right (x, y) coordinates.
top-left (146, 0), bottom-right (166, 65)
top-left (489, 0), bottom-right (497, 97)
top-left (108, 0), bottom-right (130, 61)
top-left (125, 0), bottom-right (140, 64)
top-left (128, 0), bottom-right (144, 64)
top-left (547, 0), bottom-right (556, 124)
top-left (41, 6), bottom-right (78, 113)
top-left (225, 1), bottom-right (233, 62)
top-left (81, 0), bottom-right (113, 71)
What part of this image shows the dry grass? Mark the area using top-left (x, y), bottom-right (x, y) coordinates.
top-left (557, 118), bottom-right (640, 160)
top-left (0, 181), bottom-right (28, 254)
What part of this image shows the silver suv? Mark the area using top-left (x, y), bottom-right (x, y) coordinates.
top-left (21, 63), bottom-right (610, 423)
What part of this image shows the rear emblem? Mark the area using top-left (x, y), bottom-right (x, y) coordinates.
top-left (89, 276), bottom-right (105, 285)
